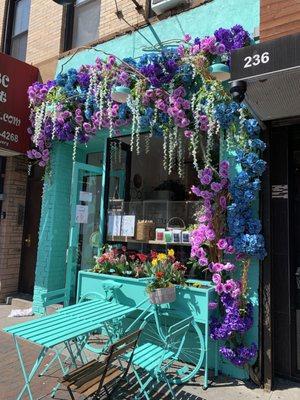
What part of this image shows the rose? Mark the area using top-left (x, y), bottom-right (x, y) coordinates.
top-left (156, 271), bottom-right (164, 279)
top-left (212, 273), bottom-right (221, 285)
top-left (217, 239), bottom-right (228, 250)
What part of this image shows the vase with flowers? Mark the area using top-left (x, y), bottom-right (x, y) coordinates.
top-left (146, 249), bottom-right (186, 304)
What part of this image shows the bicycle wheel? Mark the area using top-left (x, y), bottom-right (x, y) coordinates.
top-left (139, 307), bottom-right (205, 384)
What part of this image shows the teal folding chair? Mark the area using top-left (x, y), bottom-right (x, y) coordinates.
top-left (127, 315), bottom-right (195, 400)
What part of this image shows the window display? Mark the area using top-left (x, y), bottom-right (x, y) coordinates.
top-left (105, 134), bottom-right (200, 253)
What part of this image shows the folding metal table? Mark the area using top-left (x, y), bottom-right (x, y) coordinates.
top-left (3, 299), bottom-right (134, 400)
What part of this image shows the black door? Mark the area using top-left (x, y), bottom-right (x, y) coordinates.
top-left (271, 125), bottom-right (300, 379)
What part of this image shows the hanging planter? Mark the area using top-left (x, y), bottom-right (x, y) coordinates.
top-left (148, 286), bottom-right (176, 305)
top-left (111, 86), bottom-right (131, 103)
top-left (208, 63), bottom-right (230, 82)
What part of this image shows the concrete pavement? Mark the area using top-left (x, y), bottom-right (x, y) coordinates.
top-left (0, 304), bottom-right (300, 400)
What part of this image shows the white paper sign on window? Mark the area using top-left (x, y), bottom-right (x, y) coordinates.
top-left (79, 191), bottom-right (93, 202)
top-left (107, 214), bottom-right (122, 236)
top-left (75, 205), bottom-right (89, 224)
top-left (120, 215), bottom-right (135, 237)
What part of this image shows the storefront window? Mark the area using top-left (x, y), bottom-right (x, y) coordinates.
top-left (104, 134), bottom-right (200, 259)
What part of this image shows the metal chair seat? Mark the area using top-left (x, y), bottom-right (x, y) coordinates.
top-left (126, 342), bottom-right (175, 372)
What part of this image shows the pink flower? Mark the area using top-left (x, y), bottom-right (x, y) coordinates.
top-left (199, 257), bottom-right (208, 266)
top-left (210, 262), bottom-right (224, 273)
top-left (223, 279), bottom-right (236, 293)
top-left (184, 130), bottom-right (193, 138)
top-left (212, 273), bottom-right (221, 285)
top-left (183, 33), bottom-right (192, 43)
top-left (177, 44), bottom-right (185, 57)
top-left (223, 262), bottom-right (235, 271)
top-left (215, 283), bottom-right (224, 294)
top-left (217, 239), bottom-right (228, 250)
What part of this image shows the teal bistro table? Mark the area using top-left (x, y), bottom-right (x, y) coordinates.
top-left (3, 298), bottom-right (135, 400)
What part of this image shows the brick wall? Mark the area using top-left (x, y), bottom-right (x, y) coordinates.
top-left (0, 156), bottom-right (28, 302)
top-left (99, 0), bottom-right (147, 39)
top-left (26, 0), bottom-right (64, 65)
top-left (260, 0), bottom-right (300, 42)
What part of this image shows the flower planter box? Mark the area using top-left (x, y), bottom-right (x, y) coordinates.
top-left (77, 271), bottom-right (216, 324)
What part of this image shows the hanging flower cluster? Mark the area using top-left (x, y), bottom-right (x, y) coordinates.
top-left (27, 25), bottom-right (250, 175)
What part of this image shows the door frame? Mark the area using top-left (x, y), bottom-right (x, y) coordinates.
top-left (65, 162), bottom-right (103, 304)
top-left (261, 122), bottom-right (300, 388)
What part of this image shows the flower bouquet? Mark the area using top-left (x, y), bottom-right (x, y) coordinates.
top-left (146, 249), bottom-right (187, 304)
top-left (91, 246), bottom-right (151, 278)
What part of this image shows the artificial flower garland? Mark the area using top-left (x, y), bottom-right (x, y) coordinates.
top-left (27, 25), bottom-right (250, 175)
top-left (27, 25), bottom-right (266, 367)
top-left (190, 106), bottom-right (266, 367)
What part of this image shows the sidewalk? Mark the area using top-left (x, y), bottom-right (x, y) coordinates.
top-left (1, 304), bottom-right (300, 400)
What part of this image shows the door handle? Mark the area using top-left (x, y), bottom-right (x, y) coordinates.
top-left (24, 234), bottom-right (31, 247)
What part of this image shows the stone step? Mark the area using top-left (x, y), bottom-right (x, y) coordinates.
top-left (6, 293), bottom-right (33, 310)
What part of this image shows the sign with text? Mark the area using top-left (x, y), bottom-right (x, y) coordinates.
top-left (0, 53), bottom-right (39, 153)
top-left (231, 33), bottom-right (300, 81)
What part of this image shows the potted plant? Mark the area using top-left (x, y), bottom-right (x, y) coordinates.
top-left (146, 249), bottom-right (186, 304)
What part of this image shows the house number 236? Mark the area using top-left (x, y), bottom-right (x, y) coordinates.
top-left (244, 52), bottom-right (270, 68)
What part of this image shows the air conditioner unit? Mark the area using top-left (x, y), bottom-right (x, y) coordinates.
top-left (151, 0), bottom-right (188, 15)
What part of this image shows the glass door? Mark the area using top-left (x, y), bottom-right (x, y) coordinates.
top-left (66, 162), bottom-right (102, 303)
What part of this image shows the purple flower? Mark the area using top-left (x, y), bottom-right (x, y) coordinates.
top-left (212, 273), bottom-right (222, 285)
top-left (191, 185), bottom-right (202, 197)
top-left (210, 262), bottom-right (224, 273)
top-left (217, 239), bottom-right (228, 250)
top-left (209, 302), bottom-right (218, 310)
top-left (219, 195), bottom-right (227, 209)
top-left (211, 182), bottom-right (222, 192)
top-left (215, 283), bottom-right (224, 294)
top-left (223, 262), bottom-right (235, 271)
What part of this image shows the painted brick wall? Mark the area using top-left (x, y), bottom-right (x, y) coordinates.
top-left (0, 156), bottom-right (28, 302)
top-left (33, 143), bottom-right (85, 314)
top-left (33, 143), bottom-right (73, 313)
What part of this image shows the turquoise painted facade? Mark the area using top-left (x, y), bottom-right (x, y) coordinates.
top-left (33, 0), bottom-right (260, 380)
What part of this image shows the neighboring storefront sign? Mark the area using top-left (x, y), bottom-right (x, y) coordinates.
top-left (231, 32), bottom-right (300, 80)
top-left (0, 53), bottom-right (39, 154)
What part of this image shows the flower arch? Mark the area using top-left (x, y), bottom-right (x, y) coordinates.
top-left (27, 25), bottom-right (266, 368)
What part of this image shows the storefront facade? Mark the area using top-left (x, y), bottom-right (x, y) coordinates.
top-left (30, 0), bottom-right (261, 383)
top-left (230, 16), bottom-right (300, 386)
top-left (0, 53), bottom-right (39, 301)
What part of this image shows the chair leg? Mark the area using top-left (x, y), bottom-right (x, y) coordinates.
top-left (67, 387), bottom-right (76, 400)
top-left (132, 368), bottom-right (153, 400)
top-left (161, 372), bottom-right (176, 399)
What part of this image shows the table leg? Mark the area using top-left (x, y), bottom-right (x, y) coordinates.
top-left (14, 335), bottom-right (47, 400)
top-left (50, 337), bottom-right (88, 398)
top-left (203, 323), bottom-right (209, 390)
